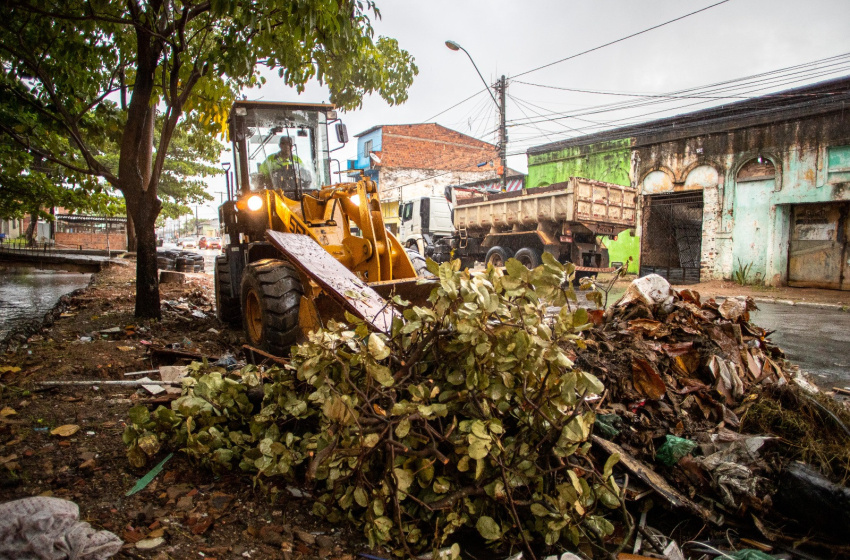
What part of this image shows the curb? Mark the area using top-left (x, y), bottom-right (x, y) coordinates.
top-left (716, 295), bottom-right (849, 311)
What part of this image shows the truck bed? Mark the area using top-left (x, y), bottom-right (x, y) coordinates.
top-left (454, 177), bottom-right (637, 235)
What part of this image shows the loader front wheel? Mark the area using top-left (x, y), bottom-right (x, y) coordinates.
top-left (241, 259), bottom-right (304, 356)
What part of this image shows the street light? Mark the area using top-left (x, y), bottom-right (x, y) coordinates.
top-left (444, 40), bottom-right (498, 106)
top-left (445, 40), bottom-right (507, 191)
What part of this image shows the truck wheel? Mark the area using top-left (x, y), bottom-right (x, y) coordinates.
top-left (215, 255), bottom-right (241, 325)
top-left (485, 246), bottom-right (512, 268)
top-left (514, 247), bottom-right (542, 269)
top-left (405, 249), bottom-right (430, 277)
top-left (241, 259), bottom-right (304, 356)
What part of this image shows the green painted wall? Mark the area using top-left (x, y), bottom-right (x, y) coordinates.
top-left (527, 138), bottom-right (640, 272)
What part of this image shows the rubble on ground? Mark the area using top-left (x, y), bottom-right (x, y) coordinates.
top-left (3, 263), bottom-right (850, 560)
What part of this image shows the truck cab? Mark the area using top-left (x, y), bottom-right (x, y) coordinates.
top-left (397, 196), bottom-right (454, 254)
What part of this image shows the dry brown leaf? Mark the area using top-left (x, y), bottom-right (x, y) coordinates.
top-left (0, 407), bottom-right (17, 417)
top-left (631, 359), bottom-right (667, 400)
top-left (50, 424), bottom-right (81, 437)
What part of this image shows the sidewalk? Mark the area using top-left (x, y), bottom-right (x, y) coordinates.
top-left (672, 279), bottom-right (850, 310)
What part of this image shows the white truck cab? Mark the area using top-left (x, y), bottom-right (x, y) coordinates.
top-left (398, 196), bottom-right (454, 254)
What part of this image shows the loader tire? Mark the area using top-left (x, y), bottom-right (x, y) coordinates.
top-left (405, 249), bottom-right (430, 277)
top-left (485, 246), bottom-right (511, 268)
top-left (215, 254), bottom-right (241, 326)
top-left (241, 258), bottom-right (304, 356)
top-left (514, 247), bottom-right (542, 269)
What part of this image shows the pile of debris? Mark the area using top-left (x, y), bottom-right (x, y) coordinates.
top-left (120, 264), bottom-right (850, 560)
top-left (575, 274), bottom-right (850, 557)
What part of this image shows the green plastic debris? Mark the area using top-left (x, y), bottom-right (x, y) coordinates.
top-left (126, 453), bottom-right (173, 497)
top-left (728, 550), bottom-right (777, 560)
top-left (594, 414), bottom-right (622, 438)
top-left (655, 435), bottom-right (697, 466)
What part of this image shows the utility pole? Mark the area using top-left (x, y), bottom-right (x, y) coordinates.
top-left (496, 75), bottom-right (508, 192)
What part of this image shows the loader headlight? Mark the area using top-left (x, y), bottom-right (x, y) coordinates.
top-left (246, 195), bottom-right (263, 211)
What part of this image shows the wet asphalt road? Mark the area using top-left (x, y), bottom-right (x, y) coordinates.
top-left (749, 302), bottom-right (850, 389)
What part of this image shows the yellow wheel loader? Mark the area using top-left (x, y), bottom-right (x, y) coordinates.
top-left (215, 101), bottom-right (430, 356)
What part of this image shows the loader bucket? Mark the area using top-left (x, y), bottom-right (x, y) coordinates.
top-left (266, 231), bottom-right (434, 334)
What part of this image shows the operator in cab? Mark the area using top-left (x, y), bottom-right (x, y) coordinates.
top-left (258, 136), bottom-right (312, 193)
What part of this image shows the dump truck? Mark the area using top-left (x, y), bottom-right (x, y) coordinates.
top-left (215, 100), bottom-right (429, 356)
top-left (427, 177), bottom-right (638, 273)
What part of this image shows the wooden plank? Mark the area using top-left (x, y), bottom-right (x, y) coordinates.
top-left (265, 231), bottom-right (396, 332)
top-left (592, 435), bottom-right (720, 525)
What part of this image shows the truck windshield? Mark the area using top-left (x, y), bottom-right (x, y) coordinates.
top-left (231, 105), bottom-right (331, 194)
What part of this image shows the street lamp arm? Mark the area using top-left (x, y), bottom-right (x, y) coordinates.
top-left (445, 40), bottom-right (499, 107)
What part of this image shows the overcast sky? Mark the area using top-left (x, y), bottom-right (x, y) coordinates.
top-left (196, 0), bottom-right (850, 219)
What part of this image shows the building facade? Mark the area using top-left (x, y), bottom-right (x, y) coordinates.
top-left (528, 76), bottom-right (850, 289)
top-left (348, 123), bottom-right (503, 233)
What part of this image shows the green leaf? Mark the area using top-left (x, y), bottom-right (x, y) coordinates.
top-left (505, 258), bottom-right (527, 279)
top-left (395, 418), bottom-right (411, 438)
top-left (354, 487), bottom-right (369, 507)
top-left (394, 467), bottom-right (414, 492)
top-left (366, 361), bottom-right (394, 387)
top-left (475, 516), bottom-right (501, 540)
top-left (530, 503), bottom-right (550, 517)
top-left (368, 334), bottom-right (390, 360)
top-left (128, 405), bottom-right (150, 426)
top-left (603, 453), bottom-right (620, 480)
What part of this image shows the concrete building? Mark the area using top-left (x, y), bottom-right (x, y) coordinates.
top-left (347, 123), bottom-right (503, 233)
top-left (0, 218), bottom-right (24, 240)
top-left (527, 76), bottom-right (850, 289)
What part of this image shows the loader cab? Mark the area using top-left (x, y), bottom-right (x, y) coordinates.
top-left (228, 101), bottom-right (338, 200)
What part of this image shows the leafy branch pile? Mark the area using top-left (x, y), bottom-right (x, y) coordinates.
top-left (125, 257), bottom-right (626, 558)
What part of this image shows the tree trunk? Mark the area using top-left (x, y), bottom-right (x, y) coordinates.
top-left (130, 193), bottom-right (161, 319)
top-left (118, 29), bottom-right (161, 319)
top-left (25, 211), bottom-right (37, 245)
top-left (126, 214), bottom-right (137, 252)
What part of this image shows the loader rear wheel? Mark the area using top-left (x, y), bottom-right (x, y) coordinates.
top-left (485, 246), bottom-right (511, 268)
top-left (405, 249), bottom-right (430, 277)
top-left (215, 255), bottom-right (241, 325)
top-left (241, 259), bottom-right (304, 356)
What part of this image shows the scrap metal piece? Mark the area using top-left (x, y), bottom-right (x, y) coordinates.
top-left (266, 231), bottom-right (397, 332)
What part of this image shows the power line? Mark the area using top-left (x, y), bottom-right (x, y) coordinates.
top-left (511, 0), bottom-right (731, 79)
top-left (505, 61), bottom-right (850, 129)
top-left (425, 87), bottom-right (488, 121)
top-left (506, 54), bottom-right (850, 125)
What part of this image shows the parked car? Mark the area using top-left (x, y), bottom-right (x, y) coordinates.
top-left (207, 237), bottom-right (222, 250)
top-left (198, 236), bottom-right (208, 249)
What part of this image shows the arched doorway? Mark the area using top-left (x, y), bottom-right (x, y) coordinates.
top-left (732, 158), bottom-right (776, 282)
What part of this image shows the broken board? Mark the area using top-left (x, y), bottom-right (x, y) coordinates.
top-left (592, 435), bottom-right (720, 525)
top-left (266, 231), bottom-right (397, 332)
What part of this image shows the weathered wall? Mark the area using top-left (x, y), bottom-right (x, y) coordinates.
top-left (55, 231), bottom-right (127, 251)
top-left (527, 138), bottom-right (639, 272)
top-left (634, 110), bottom-right (850, 284)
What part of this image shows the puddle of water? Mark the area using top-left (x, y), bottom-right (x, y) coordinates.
top-left (0, 266), bottom-right (92, 340)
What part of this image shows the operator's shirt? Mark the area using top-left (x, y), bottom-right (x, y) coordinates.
top-left (258, 152), bottom-right (304, 177)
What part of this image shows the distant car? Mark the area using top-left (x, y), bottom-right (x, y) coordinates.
top-left (207, 237), bottom-right (222, 249)
top-left (198, 236), bottom-right (208, 249)
top-left (182, 238), bottom-right (198, 249)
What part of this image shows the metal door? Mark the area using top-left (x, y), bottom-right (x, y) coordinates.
top-left (788, 203), bottom-right (849, 290)
top-left (640, 192), bottom-right (704, 283)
